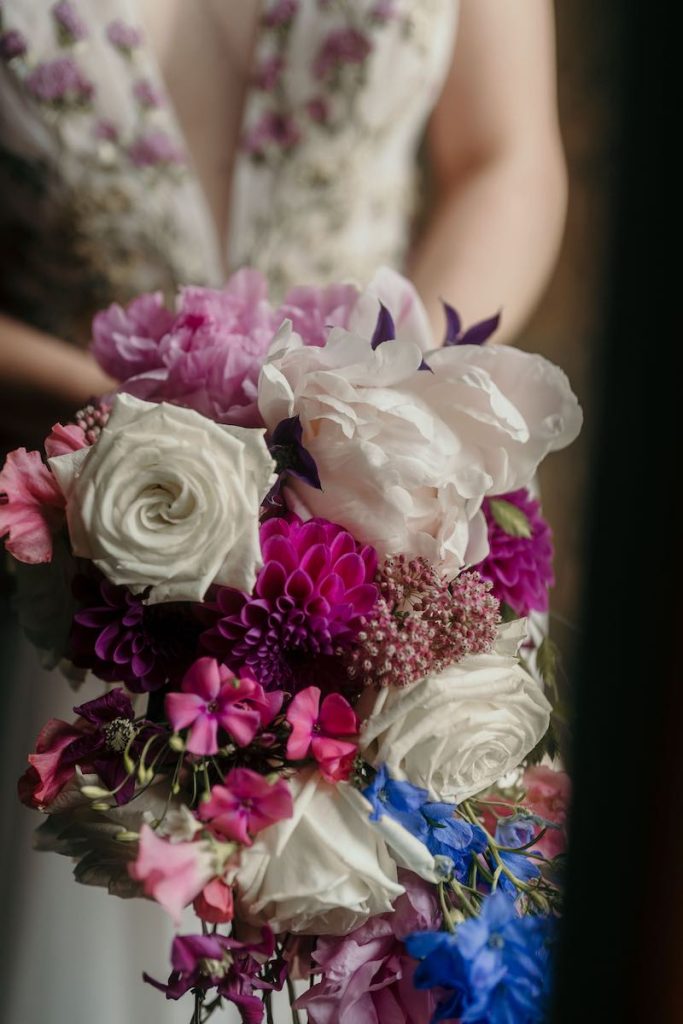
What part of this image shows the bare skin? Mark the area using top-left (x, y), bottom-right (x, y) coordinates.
top-left (0, 0), bottom-right (566, 407)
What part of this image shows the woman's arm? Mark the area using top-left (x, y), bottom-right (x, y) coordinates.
top-left (0, 313), bottom-right (114, 404)
top-left (409, 0), bottom-right (567, 344)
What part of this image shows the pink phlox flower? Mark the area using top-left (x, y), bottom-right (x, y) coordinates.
top-left (286, 685), bottom-right (359, 782)
top-left (129, 825), bottom-right (215, 923)
top-left (166, 657), bottom-right (282, 756)
top-left (0, 447), bottom-right (65, 563)
top-left (198, 767), bottom-right (293, 846)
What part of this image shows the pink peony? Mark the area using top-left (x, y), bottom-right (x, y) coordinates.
top-left (91, 291), bottom-right (174, 380)
top-left (0, 448), bottom-right (65, 563)
top-left (198, 768), bottom-right (293, 846)
top-left (523, 765), bottom-right (570, 859)
top-left (295, 871), bottom-right (440, 1024)
top-left (129, 825), bottom-right (216, 923)
top-left (165, 657), bottom-right (282, 756)
top-left (279, 282), bottom-right (359, 347)
top-left (286, 686), bottom-right (359, 782)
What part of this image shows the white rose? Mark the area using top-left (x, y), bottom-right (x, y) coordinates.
top-left (49, 394), bottom-right (276, 603)
top-left (359, 621), bottom-right (552, 803)
top-left (258, 310), bottom-right (581, 577)
top-left (235, 768), bottom-right (407, 935)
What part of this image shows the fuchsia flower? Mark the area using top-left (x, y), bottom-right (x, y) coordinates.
top-left (286, 686), bottom-right (359, 782)
top-left (0, 448), bottom-right (65, 563)
top-left (198, 767), bottom-right (293, 846)
top-left (166, 658), bottom-right (282, 756)
top-left (129, 825), bottom-right (216, 923)
top-left (476, 488), bottom-right (555, 616)
top-left (202, 516), bottom-right (379, 691)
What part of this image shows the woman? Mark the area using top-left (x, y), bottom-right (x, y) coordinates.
top-left (0, 2), bottom-right (566, 1021)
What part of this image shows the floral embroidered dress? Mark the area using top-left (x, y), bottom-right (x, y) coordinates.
top-left (0, 2), bottom-right (459, 1022)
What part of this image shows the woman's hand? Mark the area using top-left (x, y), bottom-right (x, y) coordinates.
top-left (410, 0), bottom-right (567, 345)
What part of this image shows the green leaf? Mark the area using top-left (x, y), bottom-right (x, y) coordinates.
top-left (499, 602), bottom-right (520, 623)
top-left (536, 636), bottom-right (560, 699)
top-left (488, 498), bottom-right (533, 539)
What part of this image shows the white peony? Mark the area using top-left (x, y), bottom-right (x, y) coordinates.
top-left (258, 312), bottom-right (582, 577)
top-left (235, 769), bottom-right (409, 935)
top-left (359, 621), bottom-right (552, 803)
top-left (49, 394), bottom-right (276, 603)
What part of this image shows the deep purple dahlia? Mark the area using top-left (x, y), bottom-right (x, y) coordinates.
top-left (202, 516), bottom-right (379, 691)
top-left (476, 488), bottom-right (554, 616)
top-left (70, 574), bottom-right (201, 692)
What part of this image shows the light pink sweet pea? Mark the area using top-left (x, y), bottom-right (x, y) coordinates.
top-left (166, 657), bottom-right (283, 756)
top-left (129, 824), bottom-right (216, 923)
top-left (44, 422), bottom-right (89, 458)
top-left (198, 767), bottom-right (293, 846)
top-left (286, 686), bottom-right (359, 783)
top-left (0, 448), bottom-right (65, 563)
top-left (523, 765), bottom-right (570, 859)
top-left (193, 876), bottom-right (234, 924)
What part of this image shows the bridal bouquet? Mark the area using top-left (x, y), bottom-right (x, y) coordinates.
top-left (1, 267), bottom-right (580, 1024)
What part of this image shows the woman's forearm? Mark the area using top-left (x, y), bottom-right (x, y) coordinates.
top-left (0, 313), bottom-right (115, 404)
top-left (409, 144), bottom-right (568, 345)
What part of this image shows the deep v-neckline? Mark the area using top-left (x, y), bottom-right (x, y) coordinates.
top-left (135, 0), bottom-right (267, 276)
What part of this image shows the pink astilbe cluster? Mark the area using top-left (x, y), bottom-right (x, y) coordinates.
top-left (345, 556), bottom-right (500, 688)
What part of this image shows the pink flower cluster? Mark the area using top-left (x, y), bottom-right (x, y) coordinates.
top-left (345, 557), bottom-right (500, 688)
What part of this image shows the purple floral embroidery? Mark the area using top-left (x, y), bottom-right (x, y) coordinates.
top-left (128, 129), bottom-right (185, 169)
top-left (253, 54), bottom-right (285, 92)
top-left (0, 28), bottom-right (27, 61)
top-left (242, 110), bottom-right (301, 158)
top-left (132, 77), bottom-right (165, 110)
top-left (306, 96), bottom-right (330, 124)
top-left (52, 1), bottom-right (88, 43)
top-left (313, 27), bottom-right (373, 80)
top-left (262, 0), bottom-right (299, 29)
top-left (25, 56), bottom-right (94, 105)
top-left (106, 19), bottom-right (143, 54)
top-left (92, 118), bottom-right (119, 143)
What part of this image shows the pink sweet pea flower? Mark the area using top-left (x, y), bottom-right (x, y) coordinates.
top-left (17, 717), bottom-right (85, 809)
top-left (286, 686), bottom-right (359, 782)
top-left (193, 876), bottom-right (234, 925)
top-left (165, 657), bottom-right (283, 756)
top-left (129, 825), bottom-right (215, 923)
top-left (0, 448), bottom-right (65, 563)
top-left (198, 767), bottom-right (293, 846)
top-left (523, 765), bottom-right (571, 859)
top-left (44, 422), bottom-right (89, 458)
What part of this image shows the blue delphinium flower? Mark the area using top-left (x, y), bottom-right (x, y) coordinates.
top-left (363, 765), bottom-right (486, 880)
top-left (495, 816), bottom-right (543, 897)
top-left (406, 891), bottom-right (556, 1024)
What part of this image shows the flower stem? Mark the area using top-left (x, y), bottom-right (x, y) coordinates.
top-left (286, 975), bottom-right (302, 1024)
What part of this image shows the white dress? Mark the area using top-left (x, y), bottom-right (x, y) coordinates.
top-left (0, 1), bottom-right (459, 1021)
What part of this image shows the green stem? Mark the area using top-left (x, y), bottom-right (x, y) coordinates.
top-left (437, 881), bottom-right (456, 932)
top-left (286, 975), bottom-right (302, 1024)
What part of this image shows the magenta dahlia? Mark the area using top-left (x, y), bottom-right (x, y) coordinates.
top-left (201, 517), bottom-right (379, 691)
top-left (476, 488), bottom-right (555, 616)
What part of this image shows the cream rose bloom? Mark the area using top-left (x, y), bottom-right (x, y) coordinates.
top-left (258, 310), bottom-right (582, 576)
top-left (235, 769), bottom-right (412, 935)
top-left (359, 621), bottom-right (552, 803)
top-left (49, 394), bottom-right (276, 603)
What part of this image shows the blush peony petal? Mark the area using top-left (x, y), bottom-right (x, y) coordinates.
top-left (0, 448), bottom-right (65, 563)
